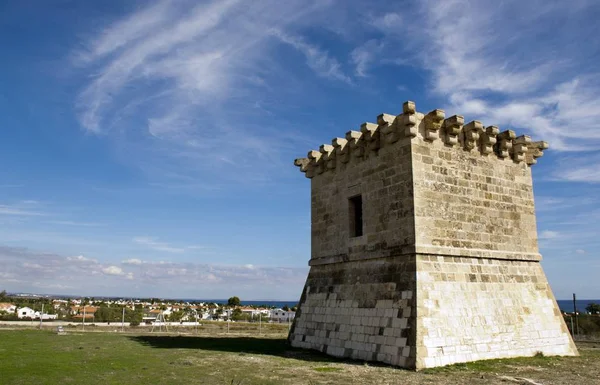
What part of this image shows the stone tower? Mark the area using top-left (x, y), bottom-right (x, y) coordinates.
top-left (289, 101), bottom-right (577, 369)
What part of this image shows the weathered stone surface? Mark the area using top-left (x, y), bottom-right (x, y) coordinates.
top-left (290, 101), bottom-right (577, 369)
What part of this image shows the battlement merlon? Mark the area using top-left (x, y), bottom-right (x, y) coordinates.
top-left (294, 101), bottom-right (549, 178)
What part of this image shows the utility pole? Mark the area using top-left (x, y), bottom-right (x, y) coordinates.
top-left (259, 311), bottom-right (262, 335)
top-left (573, 293), bottom-right (579, 337)
top-left (82, 306), bottom-right (86, 332)
top-left (121, 307), bottom-right (125, 332)
top-left (39, 303), bottom-right (44, 329)
top-left (570, 315), bottom-right (574, 336)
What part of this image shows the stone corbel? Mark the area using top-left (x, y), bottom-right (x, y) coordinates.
top-left (480, 126), bottom-right (499, 155)
top-left (378, 113), bottom-right (399, 144)
top-left (294, 157), bottom-right (312, 178)
top-left (360, 122), bottom-right (380, 152)
top-left (512, 135), bottom-right (531, 163)
top-left (402, 101), bottom-right (418, 138)
top-left (307, 149), bottom-right (324, 175)
top-left (463, 121), bottom-right (483, 151)
top-left (319, 144), bottom-right (336, 170)
top-left (346, 130), bottom-right (364, 158)
top-left (495, 130), bottom-right (516, 158)
top-left (443, 115), bottom-right (464, 146)
top-left (525, 141), bottom-right (549, 165)
top-left (332, 137), bottom-right (349, 164)
top-left (423, 109), bottom-right (445, 142)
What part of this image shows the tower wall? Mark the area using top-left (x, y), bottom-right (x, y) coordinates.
top-left (411, 133), bottom-right (540, 259)
top-left (308, 134), bottom-right (415, 266)
top-left (289, 101), bottom-right (577, 369)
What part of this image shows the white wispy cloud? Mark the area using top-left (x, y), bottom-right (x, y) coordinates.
top-left (132, 236), bottom-right (186, 253)
top-left (102, 265), bottom-right (133, 280)
top-left (132, 236), bottom-right (208, 254)
top-left (45, 220), bottom-right (104, 227)
top-left (539, 230), bottom-right (560, 240)
top-left (77, 0), bottom-right (242, 133)
top-left (369, 0), bottom-right (600, 159)
top-left (0, 201), bottom-right (45, 217)
top-left (271, 30), bottom-right (352, 83)
top-left (0, 245), bottom-right (307, 296)
top-left (73, 0), bottom-right (340, 188)
top-left (350, 39), bottom-right (383, 77)
top-left (0, 229), bottom-right (101, 247)
top-left (0, 206), bottom-right (44, 216)
top-left (0, 201), bottom-right (107, 230)
top-left (76, 0), bottom-right (174, 64)
top-left (122, 258), bottom-right (143, 265)
top-left (551, 153), bottom-right (600, 183)
top-left (102, 265), bottom-right (124, 275)
top-left (66, 254), bottom-right (98, 263)
top-left (120, 257), bottom-right (307, 286)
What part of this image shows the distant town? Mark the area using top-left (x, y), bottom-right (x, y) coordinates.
top-left (0, 290), bottom-right (297, 326)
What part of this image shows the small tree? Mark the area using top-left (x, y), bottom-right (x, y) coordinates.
top-left (169, 310), bottom-right (185, 322)
top-left (227, 296), bottom-right (241, 307)
top-left (125, 309), bottom-right (143, 326)
top-left (0, 290), bottom-right (7, 301)
top-left (586, 303), bottom-right (600, 315)
top-left (282, 305), bottom-right (290, 312)
top-left (231, 308), bottom-right (243, 321)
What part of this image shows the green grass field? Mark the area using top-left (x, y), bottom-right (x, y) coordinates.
top-left (1, 329), bottom-right (599, 384)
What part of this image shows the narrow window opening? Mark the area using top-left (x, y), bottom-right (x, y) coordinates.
top-left (349, 195), bottom-right (363, 237)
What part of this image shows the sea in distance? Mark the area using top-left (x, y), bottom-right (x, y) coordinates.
top-left (556, 299), bottom-right (598, 313)
top-left (193, 299), bottom-right (599, 312)
top-left (182, 299), bottom-right (300, 308)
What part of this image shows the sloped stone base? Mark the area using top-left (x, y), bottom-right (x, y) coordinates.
top-left (288, 254), bottom-right (577, 370)
top-left (288, 255), bottom-right (418, 368)
top-left (415, 254), bottom-right (577, 368)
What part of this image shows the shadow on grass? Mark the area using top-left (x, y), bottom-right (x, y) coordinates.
top-left (128, 335), bottom-right (347, 364)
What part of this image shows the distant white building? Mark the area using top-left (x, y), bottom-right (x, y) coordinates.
top-left (15, 307), bottom-right (57, 320)
top-left (240, 307), bottom-right (263, 318)
top-left (143, 309), bottom-right (163, 322)
top-left (17, 307), bottom-right (36, 319)
top-left (52, 299), bottom-right (68, 309)
top-left (270, 309), bottom-right (295, 323)
top-left (0, 303), bottom-right (16, 314)
top-left (199, 311), bottom-right (213, 320)
top-left (257, 309), bottom-right (271, 318)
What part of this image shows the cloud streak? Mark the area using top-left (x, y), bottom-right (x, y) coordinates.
top-left (370, 0), bottom-right (600, 157)
top-left (0, 245), bottom-right (307, 297)
top-left (0, 201), bottom-right (45, 217)
top-left (350, 39), bottom-right (383, 77)
top-left (271, 30), bottom-right (351, 83)
top-left (132, 236), bottom-right (208, 254)
top-left (73, 0), bottom-right (342, 188)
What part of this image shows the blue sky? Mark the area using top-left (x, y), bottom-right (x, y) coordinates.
top-left (0, 0), bottom-right (599, 300)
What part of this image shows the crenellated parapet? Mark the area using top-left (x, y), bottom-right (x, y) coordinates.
top-left (294, 101), bottom-right (548, 178)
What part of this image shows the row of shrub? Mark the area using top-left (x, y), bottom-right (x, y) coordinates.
top-left (564, 314), bottom-right (600, 336)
